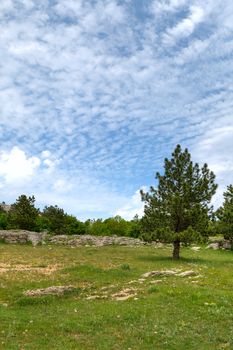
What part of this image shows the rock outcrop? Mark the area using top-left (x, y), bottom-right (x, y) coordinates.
top-left (0, 230), bottom-right (46, 246)
top-left (48, 234), bottom-right (145, 247)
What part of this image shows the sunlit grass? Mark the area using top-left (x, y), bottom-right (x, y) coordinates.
top-left (0, 243), bottom-right (232, 349)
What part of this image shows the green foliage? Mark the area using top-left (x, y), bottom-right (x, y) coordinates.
top-left (104, 215), bottom-right (129, 236)
top-left (216, 184), bottom-right (233, 249)
top-left (147, 286), bottom-right (158, 294)
top-left (85, 219), bottom-right (111, 236)
top-left (35, 215), bottom-right (51, 232)
top-left (85, 215), bottom-right (141, 238)
top-left (41, 206), bottom-right (86, 235)
top-left (141, 145), bottom-right (217, 258)
top-left (65, 215), bottom-right (86, 235)
top-left (127, 215), bottom-right (141, 238)
top-left (120, 263), bottom-right (130, 270)
top-left (7, 195), bottom-right (39, 231)
top-left (0, 194), bottom-right (141, 237)
top-left (0, 211), bottom-right (8, 229)
top-left (42, 205), bottom-right (67, 234)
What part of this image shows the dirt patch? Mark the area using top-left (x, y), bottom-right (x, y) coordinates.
top-left (0, 264), bottom-right (59, 275)
top-left (24, 285), bottom-right (75, 297)
top-left (112, 288), bottom-right (137, 301)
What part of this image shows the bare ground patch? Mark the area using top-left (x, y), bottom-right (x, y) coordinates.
top-left (0, 263), bottom-right (60, 275)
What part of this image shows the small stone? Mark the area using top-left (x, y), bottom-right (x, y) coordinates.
top-left (191, 246), bottom-right (200, 251)
top-left (150, 280), bottom-right (162, 284)
top-left (177, 270), bottom-right (196, 277)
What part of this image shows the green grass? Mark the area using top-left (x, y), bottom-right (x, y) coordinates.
top-left (0, 243), bottom-right (232, 349)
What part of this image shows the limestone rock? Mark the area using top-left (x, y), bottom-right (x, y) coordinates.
top-left (112, 288), bottom-right (137, 301)
top-left (48, 234), bottom-right (145, 247)
top-left (207, 243), bottom-right (220, 250)
top-left (177, 270), bottom-right (196, 277)
top-left (142, 270), bottom-right (178, 278)
top-left (24, 285), bottom-right (75, 297)
top-left (191, 246), bottom-right (201, 251)
top-left (0, 230), bottom-right (47, 246)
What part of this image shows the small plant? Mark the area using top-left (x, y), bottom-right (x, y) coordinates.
top-left (120, 263), bottom-right (130, 270)
top-left (148, 286), bottom-right (158, 294)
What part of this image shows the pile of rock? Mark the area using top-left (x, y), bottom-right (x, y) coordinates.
top-left (0, 230), bottom-right (46, 246)
top-left (207, 240), bottom-right (232, 250)
top-left (48, 234), bottom-right (145, 247)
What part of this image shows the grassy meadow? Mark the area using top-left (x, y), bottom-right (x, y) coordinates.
top-left (0, 243), bottom-right (233, 350)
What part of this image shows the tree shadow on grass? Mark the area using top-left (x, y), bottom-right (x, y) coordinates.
top-left (137, 255), bottom-right (209, 265)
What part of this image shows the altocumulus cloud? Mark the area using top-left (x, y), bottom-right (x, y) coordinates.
top-left (0, 0), bottom-right (232, 219)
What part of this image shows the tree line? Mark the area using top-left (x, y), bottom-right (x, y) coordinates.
top-left (0, 196), bottom-right (140, 238)
top-left (0, 145), bottom-right (232, 258)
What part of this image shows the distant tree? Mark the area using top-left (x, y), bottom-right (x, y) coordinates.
top-left (0, 211), bottom-right (8, 229)
top-left (41, 206), bottom-right (86, 235)
top-left (86, 219), bottom-right (110, 236)
top-left (8, 195), bottom-right (39, 231)
top-left (65, 215), bottom-right (86, 235)
top-left (127, 215), bottom-right (141, 238)
top-left (104, 216), bottom-right (129, 236)
top-left (141, 145), bottom-right (217, 259)
top-left (216, 185), bottom-right (233, 250)
top-left (42, 205), bottom-right (67, 234)
top-left (34, 215), bottom-right (51, 232)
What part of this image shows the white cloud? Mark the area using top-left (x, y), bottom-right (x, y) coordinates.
top-left (163, 5), bottom-right (205, 45)
top-left (193, 125), bottom-right (233, 208)
top-left (115, 187), bottom-right (147, 220)
top-left (0, 146), bottom-right (40, 184)
top-left (41, 150), bottom-right (51, 159)
top-left (53, 179), bottom-right (73, 193)
top-left (0, 0), bottom-right (232, 218)
top-left (151, 0), bottom-right (187, 14)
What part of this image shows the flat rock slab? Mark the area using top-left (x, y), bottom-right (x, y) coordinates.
top-left (177, 270), bottom-right (196, 277)
top-left (24, 285), bottom-right (75, 297)
top-left (142, 270), bottom-right (179, 278)
top-left (112, 288), bottom-right (137, 301)
top-left (142, 269), bottom-right (196, 278)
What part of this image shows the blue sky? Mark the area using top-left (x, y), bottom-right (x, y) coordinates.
top-left (0, 0), bottom-right (232, 220)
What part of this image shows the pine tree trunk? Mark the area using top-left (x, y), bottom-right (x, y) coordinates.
top-left (173, 240), bottom-right (180, 260)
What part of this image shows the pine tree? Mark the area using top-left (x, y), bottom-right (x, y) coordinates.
top-left (216, 185), bottom-right (233, 250)
top-left (141, 145), bottom-right (217, 259)
top-left (8, 195), bottom-right (39, 231)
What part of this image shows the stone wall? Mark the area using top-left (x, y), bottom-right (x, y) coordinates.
top-left (0, 230), bottom-right (47, 246)
top-left (1, 230), bottom-right (231, 249)
top-left (48, 234), bottom-right (145, 247)
top-left (0, 231), bottom-right (145, 247)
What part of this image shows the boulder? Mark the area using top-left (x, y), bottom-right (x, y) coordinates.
top-left (206, 243), bottom-right (220, 250)
top-left (24, 285), bottom-right (75, 297)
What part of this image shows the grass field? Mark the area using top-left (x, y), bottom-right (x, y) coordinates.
top-left (0, 243), bottom-right (233, 350)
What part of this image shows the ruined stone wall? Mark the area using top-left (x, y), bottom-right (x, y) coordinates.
top-left (0, 230), bottom-right (47, 246)
top-left (48, 234), bottom-right (145, 247)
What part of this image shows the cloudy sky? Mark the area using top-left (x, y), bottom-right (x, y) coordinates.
top-left (0, 0), bottom-right (232, 220)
